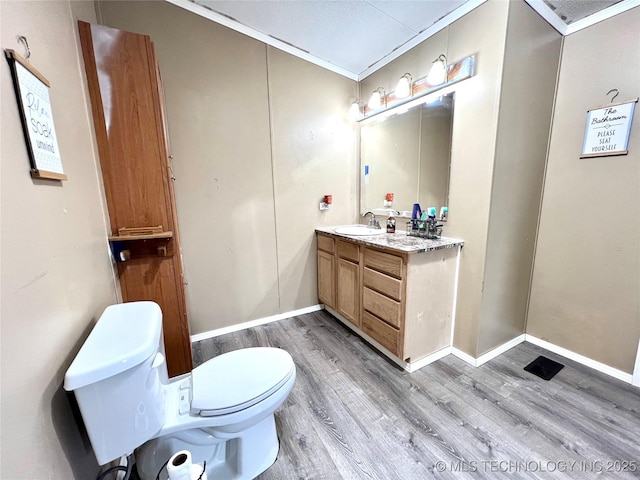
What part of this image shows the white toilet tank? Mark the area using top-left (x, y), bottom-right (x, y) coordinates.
top-left (64, 302), bottom-right (168, 465)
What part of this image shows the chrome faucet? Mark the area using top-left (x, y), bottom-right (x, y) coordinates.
top-left (363, 211), bottom-right (381, 229)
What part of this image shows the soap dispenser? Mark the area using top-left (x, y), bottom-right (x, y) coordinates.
top-left (386, 212), bottom-right (396, 233)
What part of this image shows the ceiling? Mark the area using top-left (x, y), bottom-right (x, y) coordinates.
top-left (170, 0), bottom-right (638, 79)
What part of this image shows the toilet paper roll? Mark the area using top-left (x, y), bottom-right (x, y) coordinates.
top-left (166, 450), bottom-right (207, 480)
top-left (167, 450), bottom-right (192, 480)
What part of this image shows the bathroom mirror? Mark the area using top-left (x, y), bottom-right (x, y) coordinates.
top-left (360, 92), bottom-right (454, 216)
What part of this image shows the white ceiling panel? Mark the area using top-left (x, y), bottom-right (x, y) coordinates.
top-left (367, 0), bottom-right (468, 32)
top-left (177, 0), bottom-right (640, 79)
top-left (195, 0), bottom-right (418, 73)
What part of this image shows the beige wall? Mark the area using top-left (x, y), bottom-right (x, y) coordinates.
top-left (527, 7), bottom-right (640, 373)
top-left (96, 1), bottom-right (357, 333)
top-left (267, 47), bottom-right (358, 312)
top-left (445, 1), bottom-right (511, 355)
top-left (0, 1), bottom-right (117, 478)
top-left (478, 0), bottom-right (561, 355)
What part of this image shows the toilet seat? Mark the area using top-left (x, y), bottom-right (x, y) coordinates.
top-left (191, 347), bottom-right (295, 417)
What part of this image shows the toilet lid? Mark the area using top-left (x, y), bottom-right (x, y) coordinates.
top-left (191, 347), bottom-right (294, 416)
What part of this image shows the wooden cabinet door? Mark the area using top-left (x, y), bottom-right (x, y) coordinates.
top-left (317, 250), bottom-right (335, 308)
top-left (79, 22), bottom-right (192, 376)
top-left (337, 259), bottom-right (360, 327)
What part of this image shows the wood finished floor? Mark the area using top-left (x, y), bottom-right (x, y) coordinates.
top-left (192, 310), bottom-right (640, 479)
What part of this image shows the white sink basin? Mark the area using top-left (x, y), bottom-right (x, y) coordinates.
top-left (334, 225), bottom-right (385, 236)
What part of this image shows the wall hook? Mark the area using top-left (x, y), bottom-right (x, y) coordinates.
top-left (606, 88), bottom-right (619, 103)
top-left (16, 35), bottom-right (30, 61)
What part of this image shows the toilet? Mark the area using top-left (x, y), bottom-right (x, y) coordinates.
top-left (64, 301), bottom-right (296, 480)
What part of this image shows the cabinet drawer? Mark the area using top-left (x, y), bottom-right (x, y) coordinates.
top-left (364, 249), bottom-right (403, 279)
top-left (363, 287), bottom-right (401, 328)
top-left (362, 311), bottom-right (400, 355)
top-left (337, 240), bottom-right (359, 263)
top-left (317, 234), bottom-right (335, 254)
top-left (363, 267), bottom-right (402, 301)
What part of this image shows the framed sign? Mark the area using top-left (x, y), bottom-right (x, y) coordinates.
top-left (5, 49), bottom-right (67, 180)
top-left (581, 98), bottom-right (637, 158)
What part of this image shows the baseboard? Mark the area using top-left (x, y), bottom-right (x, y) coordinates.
top-left (190, 304), bottom-right (323, 342)
top-left (452, 334), bottom-right (636, 386)
top-left (477, 334), bottom-right (526, 366)
top-left (405, 347), bottom-right (453, 372)
top-left (525, 335), bottom-right (634, 385)
top-left (451, 347), bottom-right (478, 366)
top-left (452, 334), bottom-right (526, 367)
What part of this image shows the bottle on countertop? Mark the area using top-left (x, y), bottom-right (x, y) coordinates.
top-left (386, 213), bottom-right (396, 233)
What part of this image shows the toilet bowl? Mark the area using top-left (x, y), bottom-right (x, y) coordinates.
top-left (64, 302), bottom-right (295, 480)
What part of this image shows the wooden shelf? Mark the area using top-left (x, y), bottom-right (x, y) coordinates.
top-left (108, 231), bottom-right (173, 242)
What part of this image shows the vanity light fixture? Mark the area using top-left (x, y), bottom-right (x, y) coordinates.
top-left (349, 100), bottom-right (362, 121)
top-left (427, 54), bottom-right (448, 86)
top-left (395, 73), bottom-right (413, 99)
top-left (357, 54), bottom-right (474, 123)
top-left (368, 87), bottom-right (386, 110)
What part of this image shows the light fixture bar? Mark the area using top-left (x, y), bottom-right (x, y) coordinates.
top-left (359, 55), bottom-right (475, 122)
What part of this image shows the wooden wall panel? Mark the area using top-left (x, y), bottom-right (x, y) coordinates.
top-left (79, 21), bottom-right (191, 376)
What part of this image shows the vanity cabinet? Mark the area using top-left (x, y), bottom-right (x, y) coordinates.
top-left (317, 235), bottom-right (335, 308)
top-left (316, 230), bottom-right (460, 367)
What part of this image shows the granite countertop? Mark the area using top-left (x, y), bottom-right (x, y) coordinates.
top-left (315, 226), bottom-right (464, 254)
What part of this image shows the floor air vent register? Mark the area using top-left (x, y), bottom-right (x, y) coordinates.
top-left (524, 355), bottom-right (564, 380)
